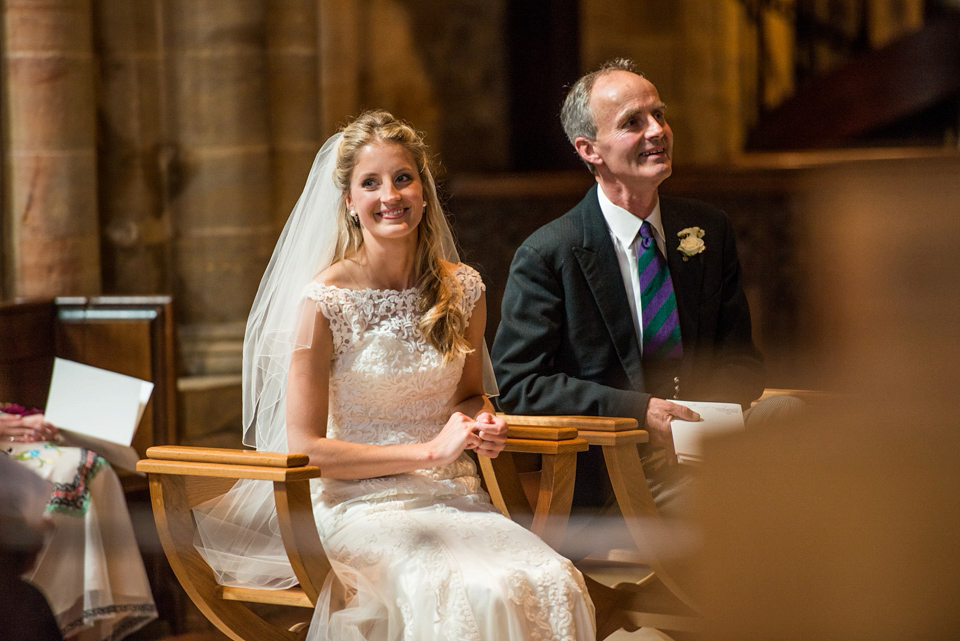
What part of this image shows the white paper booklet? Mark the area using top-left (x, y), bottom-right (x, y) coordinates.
top-left (44, 358), bottom-right (154, 471)
top-left (669, 400), bottom-right (744, 465)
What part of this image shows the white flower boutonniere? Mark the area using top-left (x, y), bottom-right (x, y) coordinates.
top-left (677, 227), bottom-right (705, 261)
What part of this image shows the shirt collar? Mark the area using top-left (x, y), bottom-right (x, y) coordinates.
top-left (597, 184), bottom-right (664, 248)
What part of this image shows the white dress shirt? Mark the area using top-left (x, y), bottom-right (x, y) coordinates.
top-left (596, 185), bottom-right (667, 353)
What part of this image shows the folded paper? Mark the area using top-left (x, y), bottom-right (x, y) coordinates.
top-left (669, 400), bottom-right (744, 465)
top-left (44, 358), bottom-right (153, 471)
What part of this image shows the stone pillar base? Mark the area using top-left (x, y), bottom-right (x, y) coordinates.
top-left (177, 373), bottom-right (243, 447)
top-left (178, 321), bottom-right (245, 376)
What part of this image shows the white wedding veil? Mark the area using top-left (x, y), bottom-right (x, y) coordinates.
top-left (194, 128), bottom-right (498, 589)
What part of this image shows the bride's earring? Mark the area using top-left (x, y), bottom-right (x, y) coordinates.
top-left (349, 210), bottom-right (360, 227)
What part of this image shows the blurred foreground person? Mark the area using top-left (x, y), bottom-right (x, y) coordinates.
top-left (1, 404), bottom-right (157, 641)
top-left (0, 453), bottom-right (63, 641)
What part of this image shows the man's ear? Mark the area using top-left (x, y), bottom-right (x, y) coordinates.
top-left (574, 137), bottom-right (602, 167)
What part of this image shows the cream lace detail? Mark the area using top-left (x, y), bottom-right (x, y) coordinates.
top-left (304, 265), bottom-right (483, 446)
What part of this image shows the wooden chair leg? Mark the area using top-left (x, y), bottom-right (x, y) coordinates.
top-left (530, 449), bottom-right (578, 548)
top-left (479, 451), bottom-right (533, 530)
top-left (596, 436), bottom-right (699, 612)
top-left (274, 479), bottom-right (332, 604)
top-left (479, 428), bottom-right (587, 549)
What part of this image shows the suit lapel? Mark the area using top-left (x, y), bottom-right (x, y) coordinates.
top-left (661, 198), bottom-right (703, 347)
top-left (572, 186), bottom-right (646, 390)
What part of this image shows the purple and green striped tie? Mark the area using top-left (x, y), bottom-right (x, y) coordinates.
top-left (637, 221), bottom-right (683, 362)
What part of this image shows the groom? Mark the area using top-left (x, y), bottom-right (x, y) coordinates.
top-left (491, 59), bottom-right (765, 509)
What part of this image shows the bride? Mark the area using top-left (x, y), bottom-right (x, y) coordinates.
top-left (200, 110), bottom-right (596, 640)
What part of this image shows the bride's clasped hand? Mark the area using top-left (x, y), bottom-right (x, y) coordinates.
top-left (427, 410), bottom-right (507, 465)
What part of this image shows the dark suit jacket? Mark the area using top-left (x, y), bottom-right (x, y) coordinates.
top-left (493, 184), bottom-right (764, 423)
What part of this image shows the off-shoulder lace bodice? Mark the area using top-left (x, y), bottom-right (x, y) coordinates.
top-left (303, 265), bottom-right (484, 448)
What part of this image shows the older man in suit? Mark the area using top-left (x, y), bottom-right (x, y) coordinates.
top-left (492, 59), bottom-right (766, 510)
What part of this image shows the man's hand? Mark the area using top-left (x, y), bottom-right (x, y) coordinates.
top-left (644, 398), bottom-right (700, 456)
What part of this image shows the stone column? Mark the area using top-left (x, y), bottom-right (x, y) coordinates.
top-left (93, 0), bottom-right (171, 294)
top-left (265, 0), bottom-right (322, 230)
top-left (580, 0), bottom-right (746, 163)
top-left (2, 0), bottom-right (100, 297)
top-left (318, 0), bottom-right (360, 135)
top-left (678, 0), bottom-right (744, 162)
top-left (164, 0), bottom-right (272, 375)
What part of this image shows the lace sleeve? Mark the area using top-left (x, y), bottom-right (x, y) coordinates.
top-left (302, 282), bottom-right (350, 355)
top-left (455, 264), bottom-right (485, 319)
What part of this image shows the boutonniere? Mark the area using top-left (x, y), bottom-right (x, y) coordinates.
top-left (677, 227), bottom-right (705, 261)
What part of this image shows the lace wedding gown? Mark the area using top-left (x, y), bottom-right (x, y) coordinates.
top-left (302, 265), bottom-right (595, 641)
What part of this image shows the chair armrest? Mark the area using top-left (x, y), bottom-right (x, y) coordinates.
top-left (500, 414), bottom-right (643, 450)
top-left (144, 445), bottom-right (310, 467)
top-left (137, 445), bottom-right (321, 482)
top-left (499, 414), bottom-right (591, 455)
top-left (501, 414), bottom-right (638, 432)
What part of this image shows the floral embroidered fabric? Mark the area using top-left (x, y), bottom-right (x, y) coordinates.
top-left (300, 265), bottom-right (595, 641)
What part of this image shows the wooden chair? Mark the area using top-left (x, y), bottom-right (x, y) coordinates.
top-left (483, 392), bottom-right (825, 638)
top-left (482, 416), bottom-right (701, 639)
top-left (0, 296), bottom-right (178, 492)
top-left (138, 447), bottom-right (324, 641)
top-left (137, 415), bottom-right (706, 641)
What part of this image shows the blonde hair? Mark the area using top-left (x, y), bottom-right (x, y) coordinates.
top-left (331, 110), bottom-right (472, 361)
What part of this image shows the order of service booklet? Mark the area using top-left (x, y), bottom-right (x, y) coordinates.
top-left (669, 400), bottom-right (745, 465)
top-left (43, 358), bottom-right (154, 472)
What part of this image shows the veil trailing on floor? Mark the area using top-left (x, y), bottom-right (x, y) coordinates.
top-left (193, 131), bottom-right (499, 589)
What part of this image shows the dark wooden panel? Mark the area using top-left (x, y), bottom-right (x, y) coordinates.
top-left (54, 296), bottom-right (178, 452)
top-left (54, 296), bottom-right (179, 493)
top-left (0, 299), bottom-right (56, 409)
top-left (749, 13), bottom-right (960, 150)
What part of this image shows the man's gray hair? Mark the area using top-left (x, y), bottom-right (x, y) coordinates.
top-left (560, 57), bottom-right (644, 146)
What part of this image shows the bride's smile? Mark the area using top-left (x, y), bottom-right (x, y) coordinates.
top-left (347, 140), bottom-right (425, 240)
